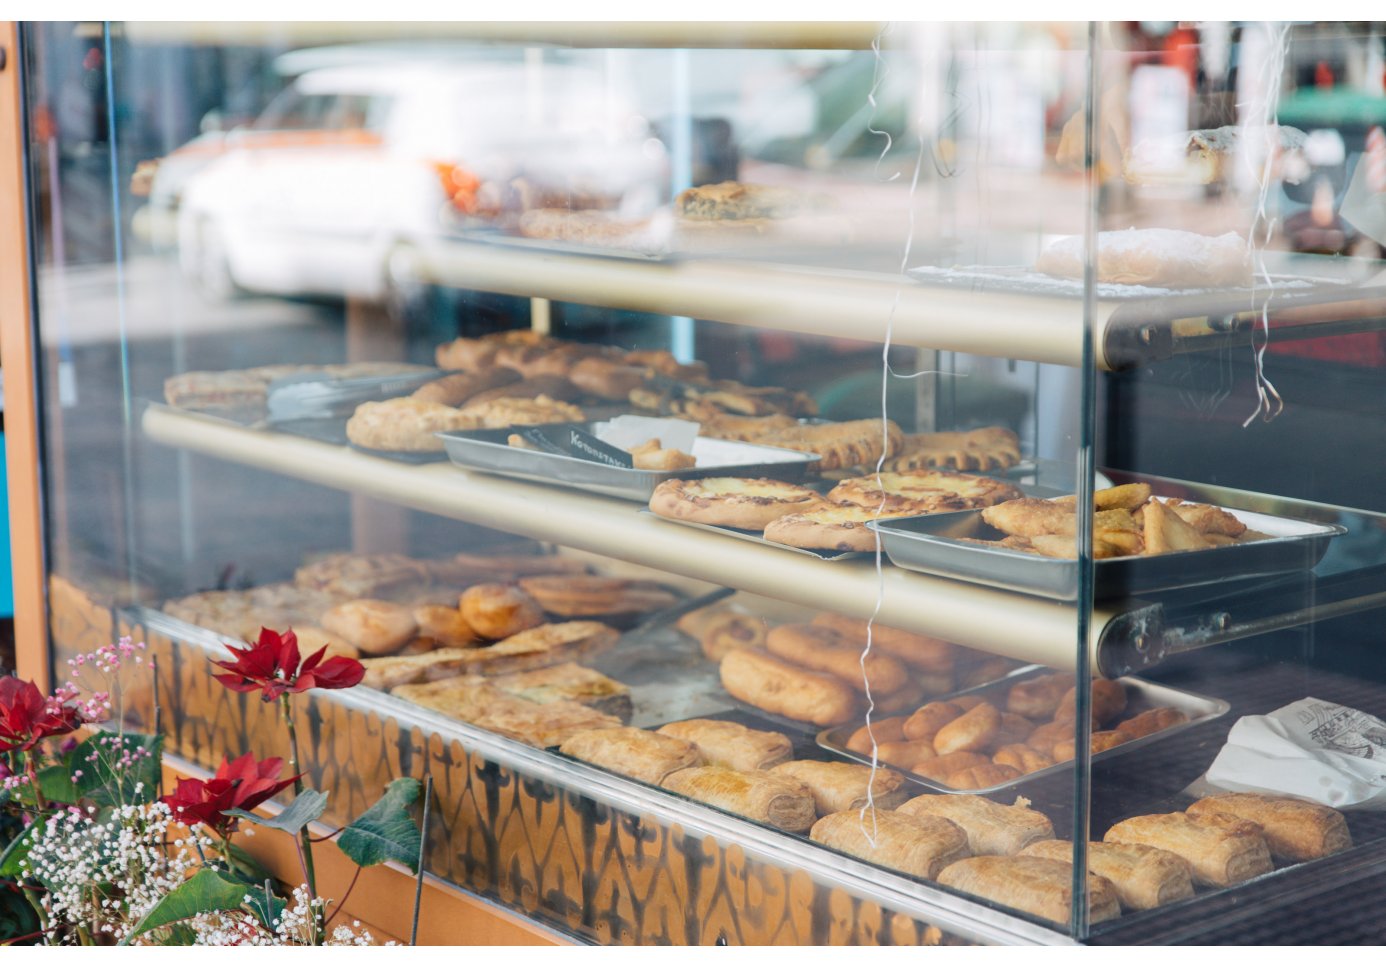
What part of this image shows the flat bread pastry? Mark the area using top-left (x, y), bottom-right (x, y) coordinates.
top-left (885, 427), bottom-right (1022, 473)
top-left (661, 765), bottom-right (817, 833)
top-left (460, 621), bottom-right (619, 676)
top-left (345, 398), bottom-right (483, 452)
top-left (810, 809), bottom-right (970, 881)
top-left (692, 412), bottom-right (799, 442)
top-left (770, 761), bottom-right (908, 815)
top-left (1186, 794), bottom-right (1351, 863)
top-left (1103, 811), bottom-right (1273, 888)
top-left (1035, 228), bottom-right (1252, 289)
top-left (936, 855), bottom-right (1121, 925)
top-left (1020, 839), bottom-right (1194, 911)
top-left (752, 418), bottom-right (903, 472)
top-left (457, 394), bottom-right (585, 428)
top-left (488, 662), bottom-right (632, 720)
top-left (360, 647), bottom-right (480, 690)
top-left (900, 794), bottom-right (1054, 856)
top-left (828, 469), bottom-right (1022, 515)
top-left (560, 726), bottom-right (703, 786)
top-left (762, 501), bottom-right (915, 553)
top-left (649, 477), bottom-right (820, 531)
top-left (392, 679), bottom-right (620, 747)
top-left (765, 624), bottom-right (910, 693)
top-left (719, 648), bottom-right (859, 726)
top-left (657, 719), bottom-right (792, 772)
top-left (517, 575), bottom-right (680, 618)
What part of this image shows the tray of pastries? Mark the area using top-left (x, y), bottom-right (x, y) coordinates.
top-left (817, 666), bottom-right (1228, 795)
top-left (869, 481), bottom-right (1345, 601)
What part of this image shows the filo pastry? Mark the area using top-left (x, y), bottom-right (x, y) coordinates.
top-left (810, 809), bottom-right (970, 880)
top-left (656, 719), bottom-right (792, 772)
top-left (661, 765), bottom-right (817, 833)
top-left (937, 856), bottom-right (1121, 925)
top-left (770, 760), bottom-right (909, 815)
top-left (1104, 811), bottom-right (1272, 888)
top-left (1186, 793), bottom-right (1351, 863)
top-left (1019, 840), bottom-right (1194, 910)
top-left (899, 794), bottom-right (1054, 856)
top-left (559, 726), bottom-right (703, 786)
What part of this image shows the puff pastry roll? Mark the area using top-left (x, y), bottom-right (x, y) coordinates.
top-left (1020, 839), bottom-right (1194, 911)
top-left (661, 766), bottom-right (817, 833)
top-left (1186, 793), bottom-right (1351, 863)
top-left (656, 719), bottom-right (792, 772)
top-left (560, 726), bottom-right (703, 786)
top-left (936, 856), bottom-right (1120, 925)
top-left (719, 649), bottom-right (859, 726)
top-left (1104, 811), bottom-right (1272, 888)
top-left (810, 809), bottom-right (970, 881)
top-left (769, 760), bottom-right (908, 815)
top-left (899, 794), bottom-right (1054, 856)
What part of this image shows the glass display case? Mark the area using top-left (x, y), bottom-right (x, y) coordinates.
top-left (5, 20), bottom-right (1386, 944)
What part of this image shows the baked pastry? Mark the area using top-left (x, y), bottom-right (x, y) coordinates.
top-left (345, 398), bottom-right (483, 452)
top-left (661, 766), bottom-right (816, 833)
top-left (992, 744), bottom-right (1054, 775)
top-left (1020, 839), bottom-right (1194, 911)
top-left (752, 419), bottom-right (903, 472)
top-left (359, 648), bottom-right (479, 690)
top-left (937, 856), bottom-right (1120, 925)
top-left (885, 427), bottom-right (1022, 473)
top-left (560, 726), bottom-right (703, 785)
top-left (762, 501), bottom-right (915, 553)
top-left (320, 599), bottom-right (420, 656)
top-left (1025, 721), bottom-right (1074, 758)
top-left (692, 412), bottom-right (799, 442)
top-left (410, 368), bottom-right (521, 406)
top-left (676, 181), bottom-right (815, 220)
top-left (487, 662), bottom-right (632, 720)
top-left (458, 394), bottom-right (585, 428)
top-left (811, 613), bottom-right (956, 675)
top-left (904, 701), bottom-right (964, 741)
top-left (292, 552), bottom-right (431, 599)
top-left (516, 208), bottom-right (660, 249)
top-left (1114, 706), bottom-right (1189, 741)
top-left (957, 655), bottom-right (1019, 690)
top-left (517, 575), bottom-right (679, 619)
top-left (1186, 794), bottom-right (1351, 863)
top-left (810, 809), bottom-right (970, 881)
top-left (656, 719), bottom-right (792, 772)
top-left (460, 621), bottom-right (619, 676)
top-left (458, 584), bottom-right (546, 640)
top-left (411, 605), bottom-right (478, 649)
top-left (686, 610), bottom-right (767, 661)
top-left (435, 337), bottom-right (500, 372)
top-left (393, 679), bottom-right (620, 748)
top-left (764, 624), bottom-right (910, 694)
top-left (1122, 125), bottom-right (1307, 187)
top-left (649, 477), bottom-right (821, 531)
top-left (622, 348), bottom-right (709, 383)
top-left (1103, 811), bottom-right (1273, 888)
top-left (464, 375), bottom-right (583, 406)
top-left (164, 362), bottom-right (433, 412)
top-left (628, 438), bottom-right (697, 471)
top-left (770, 761), bottom-right (908, 815)
top-left (1006, 673), bottom-right (1076, 720)
top-left (568, 356), bottom-right (649, 401)
top-left (874, 679), bottom-right (929, 714)
top-left (875, 740), bottom-right (939, 769)
top-left (1052, 729), bottom-right (1127, 762)
top-left (1054, 679), bottom-right (1127, 726)
top-left (719, 648), bottom-right (859, 726)
top-left (827, 469), bottom-right (1022, 516)
top-left (932, 703), bottom-right (1002, 756)
top-left (943, 764), bottom-right (1022, 789)
top-left (911, 751), bottom-right (992, 783)
top-left (845, 717), bottom-right (907, 755)
top-left (1035, 228), bottom-right (1252, 289)
top-left (900, 794), bottom-right (1054, 856)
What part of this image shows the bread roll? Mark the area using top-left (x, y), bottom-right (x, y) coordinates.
top-left (845, 717), bottom-right (906, 755)
top-left (770, 761), bottom-right (908, 815)
top-left (1006, 672), bottom-right (1075, 719)
top-left (992, 744), bottom-right (1054, 774)
top-left (459, 583), bottom-right (545, 640)
top-left (412, 605), bottom-right (478, 649)
top-left (875, 741), bottom-right (937, 768)
top-left (560, 726), bottom-right (703, 786)
top-left (1054, 679), bottom-right (1127, 726)
top-left (719, 649), bottom-right (859, 726)
top-left (933, 702), bottom-right (1002, 756)
top-left (936, 856), bottom-right (1120, 925)
top-left (1104, 811), bottom-right (1273, 888)
top-left (810, 613), bottom-right (956, 675)
top-left (912, 751), bottom-right (990, 783)
top-left (945, 764), bottom-right (1022, 790)
top-left (657, 719), bottom-right (792, 772)
top-left (320, 600), bottom-right (419, 656)
top-left (1052, 729), bottom-right (1126, 762)
top-left (765, 624), bottom-right (910, 694)
top-left (900, 794), bottom-right (1054, 856)
top-left (1020, 839), bottom-right (1194, 911)
top-left (662, 766), bottom-right (817, 833)
top-left (1114, 706), bottom-right (1189, 741)
top-left (874, 679), bottom-right (929, 715)
top-left (903, 702), bottom-right (963, 741)
top-left (989, 713), bottom-right (1036, 752)
top-left (1186, 793), bottom-right (1350, 863)
top-left (811, 809), bottom-right (970, 880)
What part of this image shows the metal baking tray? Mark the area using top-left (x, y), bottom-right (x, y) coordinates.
top-left (438, 423), bottom-right (816, 502)
top-left (817, 669), bottom-right (1229, 796)
top-left (638, 509), bottom-right (868, 561)
top-left (869, 503), bottom-right (1345, 602)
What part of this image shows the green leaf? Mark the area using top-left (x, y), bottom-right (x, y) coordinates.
top-left (0, 818), bottom-right (39, 879)
top-left (120, 868), bottom-right (251, 945)
top-left (36, 763), bottom-right (80, 804)
top-left (241, 885), bottom-right (287, 933)
top-left (220, 841), bottom-right (274, 887)
top-left (337, 777), bottom-right (423, 872)
top-left (225, 789), bottom-right (328, 834)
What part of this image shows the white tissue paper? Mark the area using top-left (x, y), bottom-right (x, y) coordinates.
top-left (1194, 697), bottom-right (1386, 810)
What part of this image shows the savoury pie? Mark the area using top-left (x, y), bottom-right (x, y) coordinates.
top-left (649, 477), bottom-right (821, 531)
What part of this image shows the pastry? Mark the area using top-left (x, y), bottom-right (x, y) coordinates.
top-left (911, 751), bottom-right (991, 783)
top-left (463, 375), bottom-right (583, 407)
top-left (517, 575), bottom-right (679, 619)
top-left (345, 398), bottom-right (483, 452)
top-left (435, 337), bottom-right (500, 371)
top-left (956, 656), bottom-right (1018, 690)
top-left (1006, 673), bottom-right (1076, 719)
top-left (458, 583), bottom-right (546, 639)
top-left (458, 621), bottom-right (619, 676)
top-left (676, 181), bottom-right (817, 220)
top-left (752, 419), bottom-right (903, 472)
top-left (875, 740), bottom-right (939, 769)
top-left (719, 649), bottom-right (859, 726)
top-left (941, 764), bottom-right (1022, 790)
top-left (410, 368), bottom-right (521, 406)
top-left (992, 744), bottom-right (1054, 775)
top-left (458, 394), bottom-right (585, 428)
top-left (811, 613), bottom-right (956, 675)
top-left (692, 412), bottom-right (799, 442)
top-left (874, 680), bottom-right (930, 714)
top-left (932, 702), bottom-right (1002, 756)
top-left (657, 719), bottom-right (792, 772)
top-left (560, 726), bottom-right (703, 785)
top-left (1025, 721), bottom-right (1074, 758)
top-left (358, 648), bottom-right (480, 690)
top-left (1103, 811), bottom-right (1273, 888)
top-left (487, 662), bottom-right (632, 720)
top-left (164, 362), bottom-right (432, 412)
top-left (622, 348), bottom-right (709, 383)
top-left (1020, 839), bottom-right (1195, 911)
top-left (628, 439), bottom-right (697, 471)
top-left (936, 856), bottom-right (1120, 925)
top-left (569, 356), bottom-right (650, 401)
top-left (320, 599), bottom-right (420, 656)
top-left (292, 553), bottom-right (431, 599)
top-left (810, 809), bottom-right (970, 881)
top-left (411, 605), bottom-right (478, 649)
top-left (1186, 794), bottom-right (1351, 863)
top-left (770, 761), bottom-right (909, 815)
top-left (1051, 729), bottom-right (1126, 762)
top-left (1113, 706), bottom-right (1188, 741)
top-left (762, 501), bottom-right (915, 553)
top-left (885, 427), bottom-right (1022, 473)
top-left (764, 624), bottom-right (910, 694)
top-left (688, 611), bottom-right (768, 661)
top-left (904, 701), bottom-right (965, 741)
top-left (845, 717), bottom-right (907, 755)
top-left (393, 679), bottom-right (620, 747)
top-left (648, 477), bottom-right (821, 530)
top-left (661, 766), bottom-right (816, 833)
top-left (1035, 228), bottom-right (1252, 289)
top-left (1054, 679), bottom-right (1128, 726)
top-left (900, 794), bottom-right (1054, 856)
top-left (827, 469), bottom-right (1022, 516)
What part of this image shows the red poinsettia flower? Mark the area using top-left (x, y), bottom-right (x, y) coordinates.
top-left (161, 752), bottom-right (301, 836)
top-left (0, 676), bottom-right (85, 753)
top-left (211, 627), bottom-right (364, 702)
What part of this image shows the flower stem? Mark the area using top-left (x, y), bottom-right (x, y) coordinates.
top-left (278, 696), bottom-right (318, 901)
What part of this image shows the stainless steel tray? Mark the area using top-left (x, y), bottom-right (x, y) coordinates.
top-left (438, 423), bottom-right (816, 502)
top-left (818, 670), bottom-right (1229, 796)
top-left (638, 509), bottom-right (868, 561)
top-left (870, 503), bottom-right (1345, 602)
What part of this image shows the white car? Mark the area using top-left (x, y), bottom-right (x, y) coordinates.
top-left (175, 62), bottom-right (666, 302)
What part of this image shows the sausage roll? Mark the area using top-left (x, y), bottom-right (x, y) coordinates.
top-left (810, 809), bottom-right (970, 881)
top-left (1186, 793), bottom-right (1351, 863)
top-left (719, 649), bottom-right (859, 726)
top-left (661, 766), bottom-right (817, 833)
top-left (899, 794), bottom-right (1054, 856)
top-left (810, 613), bottom-right (957, 675)
top-left (1020, 839), bottom-right (1194, 911)
top-left (560, 726), bottom-right (703, 786)
top-left (770, 760), bottom-right (909, 815)
top-left (1103, 811), bottom-right (1273, 888)
top-left (936, 855), bottom-right (1120, 925)
top-left (765, 623), bottom-right (910, 694)
top-left (657, 719), bottom-right (792, 772)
